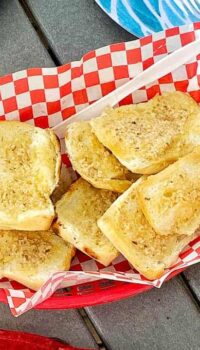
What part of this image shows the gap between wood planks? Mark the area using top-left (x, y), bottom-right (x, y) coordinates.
top-left (180, 274), bottom-right (200, 310)
top-left (18, 0), bottom-right (61, 66)
top-left (79, 309), bottom-right (108, 350)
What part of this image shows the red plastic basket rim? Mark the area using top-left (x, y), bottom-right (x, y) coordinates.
top-left (0, 268), bottom-right (184, 309)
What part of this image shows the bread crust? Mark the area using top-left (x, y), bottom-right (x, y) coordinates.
top-left (0, 213), bottom-right (54, 231)
top-left (49, 129), bottom-right (62, 188)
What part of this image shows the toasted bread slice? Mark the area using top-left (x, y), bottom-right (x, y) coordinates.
top-left (0, 121), bottom-right (61, 230)
top-left (137, 147), bottom-right (200, 236)
top-left (0, 230), bottom-right (75, 290)
top-left (98, 178), bottom-right (199, 280)
top-left (65, 121), bottom-right (131, 192)
top-left (54, 178), bottom-right (119, 266)
top-left (90, 92), bottom-right (200, 174)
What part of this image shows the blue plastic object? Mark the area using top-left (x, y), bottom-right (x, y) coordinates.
top-left (96, 0), bottom-right (200, 37)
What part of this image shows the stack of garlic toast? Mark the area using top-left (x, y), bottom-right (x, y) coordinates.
top-left (1, 91), bottom-right (200, 290)
top-left (55, 91), bottom-right (200, 280)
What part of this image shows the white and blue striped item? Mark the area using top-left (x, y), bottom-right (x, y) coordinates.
top-left (96, 0), bottom-right (200, 37)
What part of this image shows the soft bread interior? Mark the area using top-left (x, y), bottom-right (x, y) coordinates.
top-left (0, 230), bottom-right (75, 290)
top-left (90, 92), bottom-right (200, 174)
top-left (55, 178), bottom-right (119, 266)
top-left (65, 121), bottom-right (132, 192)
top-left (137, 147), bottom-right (200, 236)
top-left (98, 178), bottom-right (199, 280)
top-left (0, 121), bottom-right (61, 230)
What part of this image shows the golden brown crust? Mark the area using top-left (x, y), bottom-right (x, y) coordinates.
top-left (86, 178), bottom-right (131, 193)
top-left (83, 246), bottom-right (99, 260)
top-left (52, 221), bottom-right (61, 236)
top-left (0, 214), bottom-right (54, 231)
top-left (51, 165), bottom-right (74, 203)
top-left (49, 129), bottom-right (62, 188)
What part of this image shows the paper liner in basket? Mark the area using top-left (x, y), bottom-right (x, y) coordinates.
top-left (0, 22), bottom-right (200, 316)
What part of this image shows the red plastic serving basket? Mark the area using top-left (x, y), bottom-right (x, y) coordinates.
top-left (0, 22), bottom-right (200, 313)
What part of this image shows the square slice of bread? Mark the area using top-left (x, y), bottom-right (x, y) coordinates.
top-left (65, 121), bottom-right (132, 193)
top-left (90, 92), bottom-right (200, 174)
top-left (98, 178), bottom-right (199, 280)
top-left (54, 178), bottom-right (119, 266)
top-left (137, 147), bottom-right (200, 236)
top-left (0, 230), bottom-right (75, 290)
top-left (0, 121), bottom-right (61, 230)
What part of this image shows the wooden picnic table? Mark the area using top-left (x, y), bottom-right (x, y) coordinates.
top-left (0, 1), bottom-right (199, 349)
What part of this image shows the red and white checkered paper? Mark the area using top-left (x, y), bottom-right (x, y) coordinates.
top-left (1, 22), bottom-right (200, 316)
